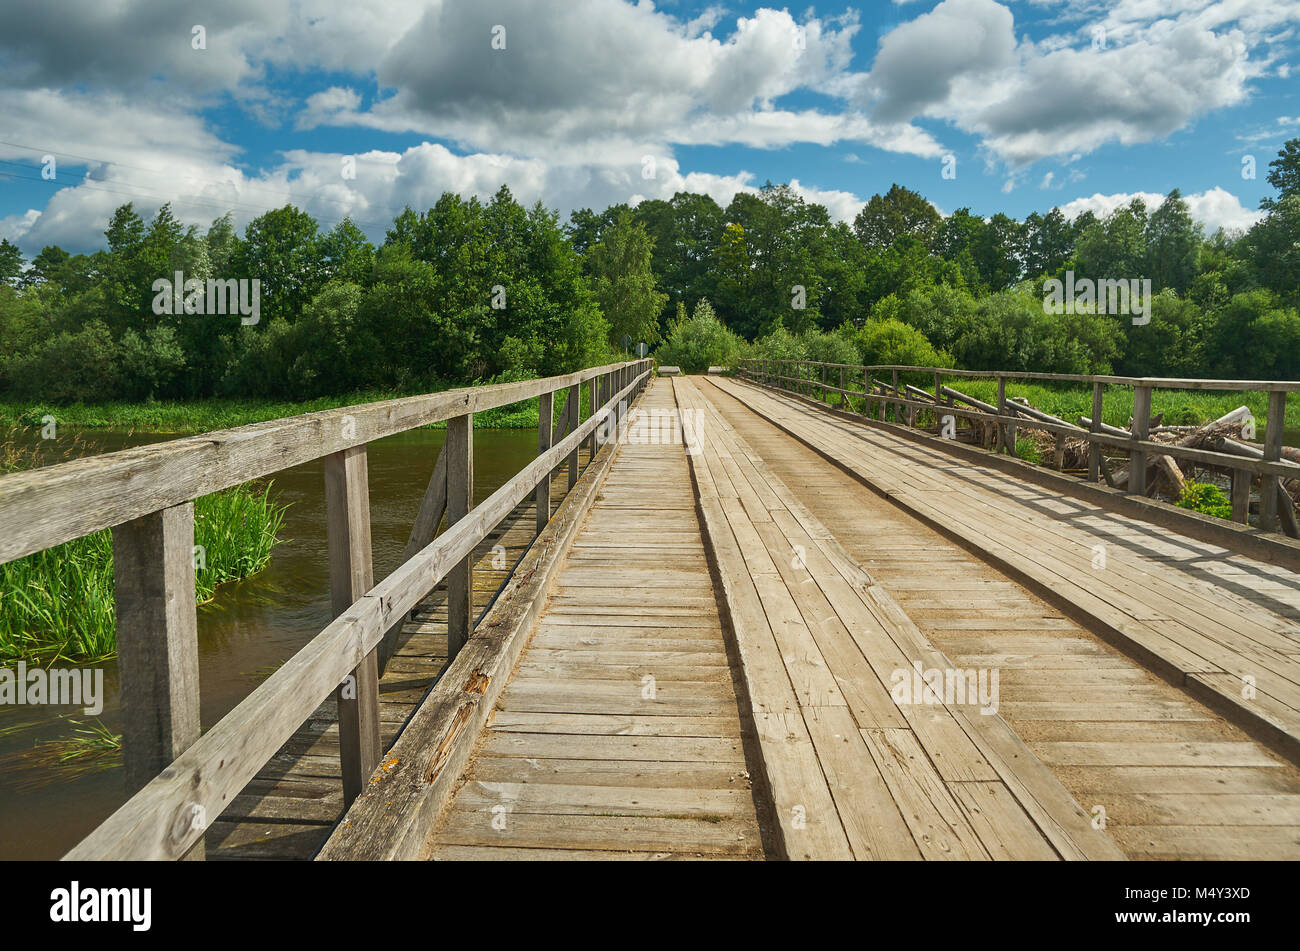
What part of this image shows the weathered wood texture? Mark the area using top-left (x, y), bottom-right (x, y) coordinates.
top-left (699, 375), bottom-right (1300, 860)
top-left (417, 380), bottom-right (768, 860)
top-left (65, 365), bottom-right (649, 861)
top-left (323, 445), bottom-right (381, 807)
top-left (208, 455), bottom-right (597, 859)
top-left (709, 376), bottom-right (1300, 769)
top-left (676, 377), bottom-right (1120, 861)
top-left (111, 504), bottom-right (202, 830)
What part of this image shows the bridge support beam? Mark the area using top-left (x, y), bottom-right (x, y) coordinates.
top-left (324, 445), bottom-right (381, 809)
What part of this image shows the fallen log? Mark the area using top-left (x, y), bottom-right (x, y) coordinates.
top-left (1111, 406), bottom-right (1253, 490)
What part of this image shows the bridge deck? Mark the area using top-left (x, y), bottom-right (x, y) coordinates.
top-left (698, 375), bottom-right (1300, 859)
top-left (406, 377), bottom-right (1300, 860)
top-left (709, 377), bottom-right (1300, 758)
top-left (422, 382), bottom-right (768, 859)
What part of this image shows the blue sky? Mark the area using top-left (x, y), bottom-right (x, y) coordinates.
top-left (2, 0), bottom-right (1298, 255)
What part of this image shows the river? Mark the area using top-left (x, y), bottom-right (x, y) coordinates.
top-left (0, 425), bottom-right (538, 860)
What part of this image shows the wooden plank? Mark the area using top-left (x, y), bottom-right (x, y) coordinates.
top-left (803, 707), bottom-right (920, 859)
top-left (861, 728), bottom-right (990, 860)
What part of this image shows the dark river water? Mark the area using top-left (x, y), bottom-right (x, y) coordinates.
top-left (0, 426), bottom-right (538, 860)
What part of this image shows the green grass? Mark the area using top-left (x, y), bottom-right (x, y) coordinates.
top-left (0, 429), bottom-right (289, 664)
top-left (0, 717), bottom-right (122, 792)
top-left (1177, 480), bottom-right (1235, 520)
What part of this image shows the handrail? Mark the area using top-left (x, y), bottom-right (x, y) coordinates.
top-left (738, 358), bottom-right (1298, 538)
top-left (739, 358), bottom-right (1300, 392)
top-left (0, 360), bottom-right (643, 566)
top-left (40, 360), bottom-right (651, 860)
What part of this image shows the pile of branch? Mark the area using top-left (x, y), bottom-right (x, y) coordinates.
top-left (1106, 406), bottom-right (1253, 494)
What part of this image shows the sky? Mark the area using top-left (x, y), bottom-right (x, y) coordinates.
top-left (1, 0), bottom-right (1298, 256)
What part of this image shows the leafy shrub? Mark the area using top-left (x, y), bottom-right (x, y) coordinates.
top-left (1177, 480), bottom-right (1234, 520)
top-left (654, 300), bottom-right (742, 373)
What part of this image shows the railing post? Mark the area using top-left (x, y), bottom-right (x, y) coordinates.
top-left (588, 375), bottom-right (599, 457)
top-left (597, 372), bottom-right (610, 444)
top-left (112, 502), bottom-right (203, 856)
top-left (1232, 468), bottom-right (1251, 523)
top-left (865, 370), bottom-right (873, 418)
top-left (537, 390), bottom-right (553, 534)
top-left (934, 371), bottom-right (944, 433)
top-left (323, 445), bottom-right (381, 809)
top-left (445, 414), bottom-right (474, 657)
top-left (1130, 385), bottom-right (1152, 495)
top-left (1260, 390), bottom-right (1287, 532)
top-left (567, 383), bottom-right (580, 489)
top-left (996, 377), bottom-right (1010, 453)
top-left (891, 370), bottom-right (900, 423)
top-left (1089, 382), bottom-right (1103, 483)
top-left (839, 366), bottom-right (846, 409)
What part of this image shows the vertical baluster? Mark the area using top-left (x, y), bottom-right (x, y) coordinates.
top-left (445, 415), bottom-right (474, 657)
top-left (1232, 469), bottom-right (1251, 524)
top-left (1260, 390), bottom-right (1288, 532)
top-left (537, 391), bottom-right (553, 534)
top-left (323, 445), bottom-right (381, 809)
top-left (113, 503), bottom-right (203, 857)
top-left (1089, 382), bottom-right (1103, 483)
top-left (587, 375), bottom-right (599, 460)
top-left (567, 383), bottom-right (580, 489)
top-left (1130, 385), bottom-right (1152, 495)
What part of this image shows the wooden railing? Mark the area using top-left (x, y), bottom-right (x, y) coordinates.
top-left (0, 359), bottom-right (650, 860)
top-left (738, 359), bottom-right (1300, 538)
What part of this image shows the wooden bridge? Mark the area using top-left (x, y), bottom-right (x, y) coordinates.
top-left (6, 359), bottom-right (1300, 860)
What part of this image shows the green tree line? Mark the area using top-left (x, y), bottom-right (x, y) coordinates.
top-left (3, 140), bottom-right (1299, 403)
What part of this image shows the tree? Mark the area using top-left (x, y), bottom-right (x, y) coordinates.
top-left (0, 239), bottom-right (23, 287)
top-left (1262, 137), bottom-right (1300, 209)
top-left (1022, 208), bottom-right (1072, 277)
top-left (237, 205), bottom-right (324, 325)
top-left (654, 299), bottom-right (742, 373)
top-left (1076, 199), bottom-right (1148, 280)
top-left (588, 212), bottom-right (668, 348)
top-left (1144, 190), bottom-right (1201, 293)
top-left (1240, 194), bottom-right (1300, 307)
top-left (853, 184), bottom-right (941, 251)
